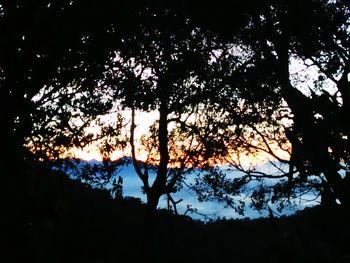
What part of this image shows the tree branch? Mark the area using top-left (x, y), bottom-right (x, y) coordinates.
top-left (130, 107), bottom-right (149, 191)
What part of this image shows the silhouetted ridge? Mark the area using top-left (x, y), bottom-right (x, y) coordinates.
top-left (3, 160), bottom-right (350, 263)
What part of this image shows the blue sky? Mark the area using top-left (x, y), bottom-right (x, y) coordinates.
top-left (63, 160), bottom-right (319, 221)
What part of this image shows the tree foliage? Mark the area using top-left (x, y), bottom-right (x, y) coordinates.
top-left (100, 10), bottom-right (243, 210)
top-left (185, 0), bottom-right (350, 213)
top-left (3, 0), bottom-right (350, 216)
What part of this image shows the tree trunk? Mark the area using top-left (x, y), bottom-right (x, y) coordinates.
top-left (275, 42), bottom-right (350, 210)
top-left (146, 190), bottom-right (161, 211)
top-left (155, 94), bottom-right (169, 188)
top-left (142, 193), bottom-right (157, 263)
top-left (145, 85), bottom-right (169, 210)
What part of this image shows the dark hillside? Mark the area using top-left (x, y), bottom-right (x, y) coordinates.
top-left (3, 163), bottom-right (350, 263)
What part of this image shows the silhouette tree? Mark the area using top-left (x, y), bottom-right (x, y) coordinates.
top-left (0, 0), bottom-right (162, 174)
top-left (102, 11), bottom-right (238, 211)
top-left (183, 0), bottom-right (350, 212)
top-left (0, 1), bottom-right (232, 218)
top-left (5, 0), bottom-right (349, 216)
top-left (1, 1), bottom-right (111, 168)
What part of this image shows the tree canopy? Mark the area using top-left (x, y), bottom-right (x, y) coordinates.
top-left (2, 0), bottom-right (350, 215)
top-left (98, 10), bottom-right (243, 210)
top-left (186, 0), bottom-right (350, 212)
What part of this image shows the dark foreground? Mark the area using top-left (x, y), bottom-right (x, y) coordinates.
top-left (2, 165), bottom-right (350, 263)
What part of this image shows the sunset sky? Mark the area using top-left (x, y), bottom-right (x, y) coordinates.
top-left (68, 57), bottom-right (321, 166)
top-left (70, 110), bottom-right (158, 161)
top-left (69, 109), bottom-right (291, 167)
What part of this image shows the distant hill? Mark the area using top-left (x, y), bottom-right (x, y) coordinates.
top-left (3, 159), bottom-right (349, 263)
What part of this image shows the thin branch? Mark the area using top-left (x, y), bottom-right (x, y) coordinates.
top-left (130, 107), bottom-right (150, 191)
top-left (166, 193), bottom-right (183, 215)
top-left (307, 57), bottom-right (338, 84)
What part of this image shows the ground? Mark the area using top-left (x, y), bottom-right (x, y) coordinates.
top-left (2, 164), bottom-right (350, 263)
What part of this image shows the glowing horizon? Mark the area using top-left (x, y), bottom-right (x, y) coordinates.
top-left (67, 109), bottom-right (291, 167)
top-left (69, 140), bottom-right (290, 168)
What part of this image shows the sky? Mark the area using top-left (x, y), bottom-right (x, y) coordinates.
top-left (60, 57), bottom-right (332, 220)
top-left (69, 56), bottom-right (327, 165)
top-left (69, 108), bottom-right (291, 168)
top-left (71, 110), bottom-right (158, 161)
top-left (65, 159), bottom-right (319, 221)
